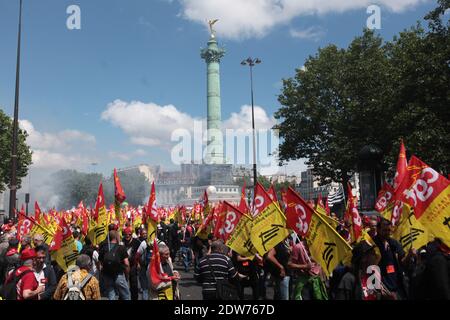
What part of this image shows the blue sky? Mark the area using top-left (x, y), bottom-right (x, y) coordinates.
top-left (0, 0), bottom-right (438, 181)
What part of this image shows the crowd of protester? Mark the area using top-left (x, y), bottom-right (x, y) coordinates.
top-left (0, 212), bottom-right (448, 300)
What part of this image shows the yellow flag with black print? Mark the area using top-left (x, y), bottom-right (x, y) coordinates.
top-left (250, 202), bottom-right (290, 256)
top-left (227, 214), bottom-right (256, 259)
top-left (393, 205), bottom-right (431, 250)
top-left (147, 219), bottom-right (158, 244)
top-left (306, 213), bottom-right (352, 277)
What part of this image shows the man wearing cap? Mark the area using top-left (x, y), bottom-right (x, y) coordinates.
top-left (4, 248), bottom-right (44, 300)
top-left (122, 226), bottom-right (141, 300)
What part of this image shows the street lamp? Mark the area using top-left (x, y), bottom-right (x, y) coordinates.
top-left (241, 57), bottom-right (261, 194)
top-left (9, 0), bottom-right (24, 219)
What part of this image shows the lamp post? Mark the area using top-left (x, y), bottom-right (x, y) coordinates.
top-left (9, 0), bottom-right (23, 219)
top-left (241, 57), bottom-right (261, 193)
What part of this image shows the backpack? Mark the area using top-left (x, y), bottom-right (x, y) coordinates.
top-left (1, 268), bottom-right (33, 300)
top-left (102, 244), bottom-right (122, 277)
top-left (140, 244), bottom-right (152, 268)
top-left (63, 269), bottom-right (93, 300)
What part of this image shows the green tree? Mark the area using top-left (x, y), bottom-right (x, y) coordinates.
top-left (0, 109), bottom-right (33, 193)
top-left (274, 2), bottom-right (449, 185)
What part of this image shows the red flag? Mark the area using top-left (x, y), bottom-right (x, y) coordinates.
top-left (316, 194), bottom-right (328, 215)
top-left (400, 156), bottom-right (450, 219)
top-left (216, 202), bottom-right (244, 242)
top-left (238, 183), bottom-right (250, 214)
top-left (149, 239), bottom-right (172, 288)
top-left (114, 168), bottom-right (126, 204)
top-left (345, 182), bottom-right (362, 242)
top-left (78, 201), bottom-right (89, 236)
top-left (93, 183), bottom-right (106, 223)
top-left (394, 140), bottom-right (408, 191)
top-left (375, 182), bottom-right (395, 213)
top-left (17, 215), bottom-right (32, 241)
top-left (213, 202), bottom-right (226, 239)
top-left (267, 185), bottom-right (278, 203)
top-left (146, 182), bottom-right (158, 222)
top-left (253, 182), bottom-right (273, 217)
top-left (285, 187), bottom-right (314, 237)
top-left (35, 201), bottom-right (42, 222)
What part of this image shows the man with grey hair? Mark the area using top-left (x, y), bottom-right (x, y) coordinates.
top-left (195, 240), bottom-right (239, 300)
top-left (53, 254), bottom-right (101, 300)
top-left (149, 242), bottom-right (181, 300)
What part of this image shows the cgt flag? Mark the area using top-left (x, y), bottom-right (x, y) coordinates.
top-left (285, 187), bottom-right (352, 277)
top-left (345, 182), bottom-right (363, 243)
top-left (217, 201), bottom-right (244, 242)
top-left (250, 183), bottom-right (290, 256)
top-left (226, 207), bottom-right (256, 259)
top-left (375, 182), bottom-right (395, 213)
top-left (398, 156), bottom-right (450, 247)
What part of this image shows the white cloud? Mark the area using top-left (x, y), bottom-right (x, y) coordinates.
top-left (222, 105), bottom-right (276, 131)
top-left (108, 149), bottom-right (149, 161)
top-left (101, 99), bottom-right (199, 148)
top-left (19, 120), bottom-right (96, 151)
top-left (176, 0), bottom-right (427, 39)
top-left (290, 26), bottom-right (326, 41)
top-left (18, 120), bottom-right (97, 169)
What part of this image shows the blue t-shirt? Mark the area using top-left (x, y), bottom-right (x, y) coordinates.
top-left (76, 240), bottom-right (83, 253)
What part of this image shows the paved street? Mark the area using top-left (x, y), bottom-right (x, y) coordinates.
top-left (174, 262), bottom-right (275, 300)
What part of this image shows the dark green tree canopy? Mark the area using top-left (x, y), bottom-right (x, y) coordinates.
top-left (0, 108), bottom-right (33, 193)
top-left (274, 1), bottom-right (449, 185)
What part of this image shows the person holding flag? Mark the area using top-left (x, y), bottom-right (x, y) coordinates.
top-left (113, 168), bottom-right (127, 230)
top-left (148, 240), bottom-right (180, 300)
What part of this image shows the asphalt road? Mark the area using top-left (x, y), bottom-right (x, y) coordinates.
top-left (174, 262), bottom-right (275, 301)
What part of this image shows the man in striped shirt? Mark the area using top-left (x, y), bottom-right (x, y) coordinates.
top-left (194, 241), bottom-right (238, 300)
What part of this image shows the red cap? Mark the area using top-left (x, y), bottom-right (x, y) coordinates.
top-left (20, 248), bottom-right (37, 261)
top-left (123, 227), bottom-right (132, 235)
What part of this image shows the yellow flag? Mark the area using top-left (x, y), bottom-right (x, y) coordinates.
top-left (226, 214), bottom-right (256, 258)
top-left (250, 202), bottom-right (290, 256)
top-left (87, 205), bottom-right (108, 246)
top-left (393, 206), bottom-right (431, 250)
top-left (30, 223), bottom-right (54, 247)
top-left (133, 215), bottom-right (143, 231)
top-left (306, 213), bottom-right (352, 277)
top-left (157, 285), bottom-right (173, 300)
top-left (316, 206), bottom-right (340, 230)
top-left (54, 235), bottom-right (79, 272)
top-left (415, 185), bottom-right (450, 247)
top-left (147, 219), bottom-right (158, 244)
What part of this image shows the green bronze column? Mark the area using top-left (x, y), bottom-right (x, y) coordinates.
top-left (201, 34), bottom-right (225, 164)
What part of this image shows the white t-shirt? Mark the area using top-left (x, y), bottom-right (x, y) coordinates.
top-left (34, 264), bottom-right (47, 286)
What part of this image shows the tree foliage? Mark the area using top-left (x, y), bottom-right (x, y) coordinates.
top-left (274, 2), bottom-right (450, 184)
top-left (51, 169), bottom-right (150, 210)
top-left (0, 109), bottom-right (33, 193)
